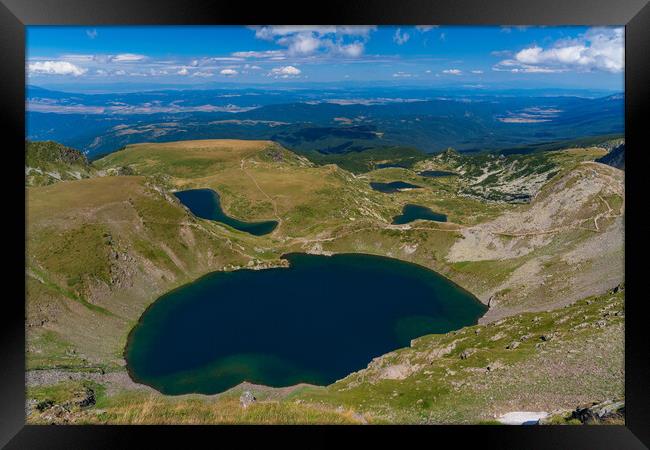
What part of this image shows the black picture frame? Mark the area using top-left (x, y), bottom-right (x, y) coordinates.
top-left (2, 0), bottom-right (648, 448)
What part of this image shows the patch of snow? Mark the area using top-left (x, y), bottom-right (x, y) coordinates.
top-left (498, 411), bottom-right (548, 425)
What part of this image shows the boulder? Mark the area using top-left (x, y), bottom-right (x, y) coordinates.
top-left (572, 400), bottom-right (624, 424)
top-left (460, 348), bottom-right (476, 360)
top-left (240, 391), bottom-right (256, 409)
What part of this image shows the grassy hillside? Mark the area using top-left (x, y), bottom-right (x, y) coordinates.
top-left (26, 138), bottom-right (624, 424)
top-left (26, 140), bottom-right (96, 186)
top-left (27, 175), bottom-right (258, 370)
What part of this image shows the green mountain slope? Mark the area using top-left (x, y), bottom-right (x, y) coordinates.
top-left (26, 141), bottom-right (96, 186)
top-left (25, 138), bottom-right (625, 424)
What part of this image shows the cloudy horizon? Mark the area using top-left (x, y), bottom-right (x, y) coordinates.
top-left (27, 25), bottom-right (624, 92)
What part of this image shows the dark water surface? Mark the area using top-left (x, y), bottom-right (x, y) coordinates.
top-left (174, 188), bottom-right (278, 236)
top-left (418, 170), bottom-right (457, 178)
top-left (376, 162), bottom-right (411, 169)
top-left (369, 181), bottom-right (422, 193)
top-left (126, 253), bottom-right (485, 395)
top-left (392, 204), bottom-right (448, 225)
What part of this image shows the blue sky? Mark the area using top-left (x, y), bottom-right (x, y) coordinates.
top-left (26, 26), bottom-right (624, 91)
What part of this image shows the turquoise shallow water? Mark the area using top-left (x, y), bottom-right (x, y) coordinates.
top-left (126, 253), bottom-right (486, 395)
top-left (174, 188), bottom-right (278, 236)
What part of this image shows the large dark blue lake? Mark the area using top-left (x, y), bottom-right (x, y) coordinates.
top-left (125, 253), bottom-right (486, 395)
top-left (174, 188), bottom-right (278, 236)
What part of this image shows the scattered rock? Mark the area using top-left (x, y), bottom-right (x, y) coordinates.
top-left (239, 391), bottom-right (256, 409)
top-left (36, 399), bottom-right (54, 411)
top-left (71, 388), bottom-right (96, 409)
top-left (611, 283), bottom-right (624, 294)
top-left (572, 400), bottom-right (624, 424)
top-left (40, 404), bottom-right (72, 424)
top-left (490, 332), bottom-right (506, 342)
top-left (486, 361), bottom-right (505, 372)
top-left (460, 348), bottom-right (476, 360)
top-left (506, 341), bottom-right (520, 350)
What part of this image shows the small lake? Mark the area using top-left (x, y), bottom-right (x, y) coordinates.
top-left (125, 253), bottom-right (485, 395)
top-left (392, 204), bottom-right (447, 225)
top-left (370, 181), bottom-right (422, 193)
top-left (376, 162), bottom-right (410, 169)
top-left (174, 188), bottom-right (278, 236)
top-left (418, 170), bottom-right (457, 178)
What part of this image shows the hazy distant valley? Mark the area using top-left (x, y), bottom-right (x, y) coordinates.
top-left (27, 86), bottom-right (623, 160)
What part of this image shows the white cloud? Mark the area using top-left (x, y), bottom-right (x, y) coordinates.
top-left (208, 57), bottom-right (244, 62)
top-left (322, 40), bottom-right (365, 58)
top-left (249, 26), bottom-right (375, 58)
top-left (110, 53), bottom-right (146, 62)
top-left (28, 61), bottom-right (87, 76)
top-left (442, 69), bottom-right (462, 75)
top-left (86, 29), bottom-right (98, 39)
top-left (251, 26), bottom-right (375, 40)
top-left (177, 68), bottom-right (189, 75)
top-left (471, 70), bottom-right (484, 74)
top-left (148, 68), bottom-right (168, 76)
top-left (220, 68), bottom-right (238, 76)
top-left (232, 50), bottom-right (285, 59)
top-left (393, 28), bottom-right (410, 45)
top-left (392, 71), bottom-right (413, 78)
top-left (416, 25), bottom-right (438, 32)
top-left (60, 54), bottom-right (96, 62)
top-left (494, 27), bottom-right (624, 73)
top-left (191, 71), bottom-right (214, 77)
top-left (279, 32), bottom-right (321, 56)
top-left (269, 65), bottom-right (301, 78)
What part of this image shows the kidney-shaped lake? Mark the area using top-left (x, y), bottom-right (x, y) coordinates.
top-left (174, 188), bottom-right (278, 236)
top-left (125, 253), bottom-right (486, 395)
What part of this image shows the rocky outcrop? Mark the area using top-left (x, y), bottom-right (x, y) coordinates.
top-left (240, 390), bottom-right (256, 409)
top-left (31, 387), bottom-right (96, 425)
top-left (571, 399), bottom-right (625, 424)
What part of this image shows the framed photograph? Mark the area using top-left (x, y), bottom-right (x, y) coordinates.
top-left (2, 0), bottom-right (648, 447)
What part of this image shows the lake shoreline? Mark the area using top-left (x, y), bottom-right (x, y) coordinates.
top-left (123, 251), bottom-right (488, 397)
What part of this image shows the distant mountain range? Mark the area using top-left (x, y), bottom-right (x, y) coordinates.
top-left (26, 85), bottom-right (624, 158)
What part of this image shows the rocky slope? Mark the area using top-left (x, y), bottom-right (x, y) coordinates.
top-left (25, 140), bottom-right (96, 186)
